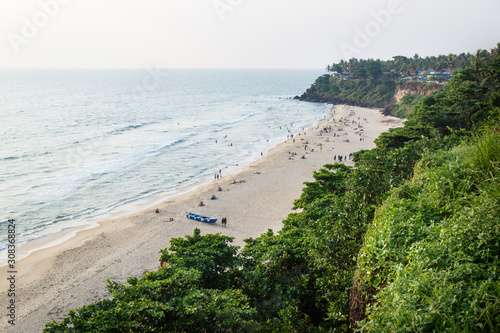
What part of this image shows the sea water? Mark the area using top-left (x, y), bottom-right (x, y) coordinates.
top-left (0, 68), bottom-right (328, 259)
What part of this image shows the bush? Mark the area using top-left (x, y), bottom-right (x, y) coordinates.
top-left (356, 131), bottom-right (500, 332)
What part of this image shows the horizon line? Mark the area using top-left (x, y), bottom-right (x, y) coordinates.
top-left (0, 67), bottom-right (326, 70)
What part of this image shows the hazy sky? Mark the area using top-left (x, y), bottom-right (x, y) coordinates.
top-left (1, 0), bottom-right (499, 68)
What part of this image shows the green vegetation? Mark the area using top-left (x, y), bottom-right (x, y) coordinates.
top-left (45, 45), bottom-right (499, 332)
top-left (354, 132), bottom-right (500, 332)
top-left (301, 52), bottom-right (477, 110)
top-left (326, 53), bottom-right (474, 79)
top-left (299, 74), bottom-right (397, 108)
top-left (389, 93), bottom-right (425, 118)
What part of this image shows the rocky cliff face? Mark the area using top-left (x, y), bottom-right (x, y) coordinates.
top-left (392, 82), bottom-right (443, 103)
top-left (294, 82), bottom-right (443, 110)
top-left (381, 82), bottom-right (444, 116)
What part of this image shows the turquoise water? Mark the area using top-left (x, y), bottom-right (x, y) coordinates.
top-left (0, 69), bottom-right (327, 253)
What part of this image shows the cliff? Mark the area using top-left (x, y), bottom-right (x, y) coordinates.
top-left (382, 82), bottom-right (443, 117)
top-left (392, 82), bottom-right (443, 103)
top-left (297, 75), bottom-right (443, 117)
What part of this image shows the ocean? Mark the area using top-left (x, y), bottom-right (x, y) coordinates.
top-left (0, 68), bottom-right (328, 260)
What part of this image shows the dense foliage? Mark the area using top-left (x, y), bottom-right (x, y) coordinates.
top-left (45, 229), bottom-right (257, 332)
top-left (298, 74), bottom-right (397, 108)
top-left (326, 53), bottom-right (474, 79)
top-left (355, 131), bottom-right (500, 332)
top-left (388, 92), bottom-right (425, 118)
top-left (45, 45), bottom-right (499, 332)
top-left (302, 52), bottom-right (478, 109)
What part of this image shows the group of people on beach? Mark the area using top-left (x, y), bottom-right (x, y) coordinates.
top-left (319, 125), bottom-right (334, 134)
top-left (193, 178), bottom-right (237, 226)
top-left (333, 153), bottom-right (353, 162)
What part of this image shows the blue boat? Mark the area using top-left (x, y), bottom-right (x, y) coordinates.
top-left (186, 213), bottom-right (217, 223)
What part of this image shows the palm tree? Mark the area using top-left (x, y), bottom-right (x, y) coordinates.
top-left (393, 56), bottom-right (407, 75)
top-left (408, 58), bottom-right (418, 75)
top-left (491, 43), bottom-right (500, 58)
top-left (447, 54), bottom-right (457, 70)
top-left (339, 59), bottom-right (347, 73)
top-left (436, 58), bottom-right (447, 73)
top-left (472, 49), bottom-right (490, 82)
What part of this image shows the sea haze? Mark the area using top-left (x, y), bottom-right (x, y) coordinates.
top-left (0, 68), bottom-right (328, 256)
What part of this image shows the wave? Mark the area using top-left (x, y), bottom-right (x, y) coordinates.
top-left (225, 114), bottom-right (254, 125)
top-left (69, 208), bottom-right (97, 220)
top-left (0, 206), bottom-right (101, 253)
top-left (65, 122), bottom-right (154, 155)
top-left (110, 122), bottom-right (151, 136)
top-left (210, 114), bottom-right (254, 133)
top-left (212, 114), bottom-right (254, 127)
top-left (145, 132), bottom-right (199, 156)
top-left (1, 151), bottom-right (51, 162)
top-left (1, 155), bottom-right (23, 161)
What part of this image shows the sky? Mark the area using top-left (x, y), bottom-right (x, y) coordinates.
top-left (1, 0), bottom-right (499, 69)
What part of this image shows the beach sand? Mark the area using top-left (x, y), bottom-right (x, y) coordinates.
top-left (1, 105), bottom-right (403, 332)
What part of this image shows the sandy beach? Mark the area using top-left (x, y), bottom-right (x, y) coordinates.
top-left (1, 105), bottom-right (403, 332)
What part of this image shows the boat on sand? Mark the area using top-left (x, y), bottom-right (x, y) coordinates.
top-left (186, 213), bottom-right (217, 223)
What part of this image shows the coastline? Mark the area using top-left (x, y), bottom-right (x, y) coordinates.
top-left (0, 108), bottom-right (328, 268)
top-left (1, 105), bottom-right (403, 332)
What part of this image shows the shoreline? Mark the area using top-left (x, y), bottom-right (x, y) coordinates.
top-left (1, 105), bottom-right (403, 332)
top-left (0, 109), bottom-right (328, 268)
